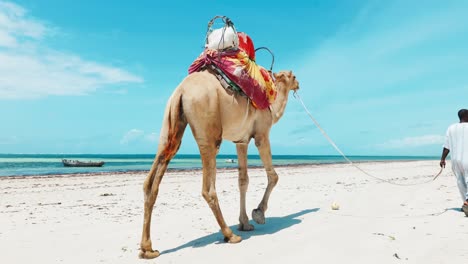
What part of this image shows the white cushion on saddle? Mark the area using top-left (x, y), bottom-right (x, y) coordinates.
top-left (206, 27), bottom-right (239, 50)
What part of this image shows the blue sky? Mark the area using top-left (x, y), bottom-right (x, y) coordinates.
top-left (0, 0), bottom-right (467, 155)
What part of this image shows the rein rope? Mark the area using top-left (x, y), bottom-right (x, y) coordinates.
top-left (293, 91), bottom-right (443, 186)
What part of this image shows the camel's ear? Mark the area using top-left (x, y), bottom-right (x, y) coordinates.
top-left (274, 72), bottom-right (286, 81)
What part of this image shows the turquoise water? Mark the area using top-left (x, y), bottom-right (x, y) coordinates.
top-left (0, 154), bottom-right (438, 177)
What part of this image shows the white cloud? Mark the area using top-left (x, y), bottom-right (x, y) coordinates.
top-left (0, 1), bottom-right (47, 45)
top-left (378, 135), bottom-right (445, 149)
top-left (120, 129), bottom-right (144, 145)
top-left (145, 132), bottom-right (159, 143)
top-left (0, 30), bottom-right (17, 47)
top-left (120, 129), bottom-right (158, 145)
top-left (0, 1), bottom-right (143, 99)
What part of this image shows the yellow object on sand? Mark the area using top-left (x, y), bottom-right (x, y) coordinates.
top-left (331, 202), bottom-right (340, 210)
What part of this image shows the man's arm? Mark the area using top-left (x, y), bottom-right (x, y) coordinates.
top-left (440, 148), bottom-right (450, 168)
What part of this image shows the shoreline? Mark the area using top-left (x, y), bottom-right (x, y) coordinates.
top-left (0, 159), bottom-right (437, 179)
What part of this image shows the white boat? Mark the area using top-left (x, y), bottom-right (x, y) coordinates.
top-left (62, 159), bottom-right (105, 167)
top-left (225, 159), bottom-right (236, 163)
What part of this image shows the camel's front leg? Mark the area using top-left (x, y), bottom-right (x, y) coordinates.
top-left (252, 135), bottom-right (278, 224)
top-left (236, 143), bottom-right (254, 231)
top-left (199, 145), bottom-right (242, 243)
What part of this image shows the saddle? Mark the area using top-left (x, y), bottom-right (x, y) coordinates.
top-left (188, 17), bottom-right (276, 110)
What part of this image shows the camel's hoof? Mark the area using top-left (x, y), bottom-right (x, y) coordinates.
top-left (139, 249), bottom-right (160, 259)
top-left (252, 209), bottom-right (265, 224)
top-left (224, 234), bottom-right (242, 243)
top-left (238, 222), bottom-right (255, 231)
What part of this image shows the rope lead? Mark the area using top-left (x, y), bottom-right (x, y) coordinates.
top-left (293, 91), bottom-right (442, 186)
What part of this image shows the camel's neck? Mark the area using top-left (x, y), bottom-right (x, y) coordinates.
top-left (270, 84), bottom-right (290, 124)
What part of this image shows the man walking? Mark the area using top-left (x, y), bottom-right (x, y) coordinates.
top-left (440, 109), bottom-right (468, 216)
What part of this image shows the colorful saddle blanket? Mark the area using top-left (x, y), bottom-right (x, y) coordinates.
top-left (188, 33), bottom-right (276, 109)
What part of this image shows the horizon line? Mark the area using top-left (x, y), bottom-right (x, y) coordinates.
top-left (0, 153), bottom-right (439, 158)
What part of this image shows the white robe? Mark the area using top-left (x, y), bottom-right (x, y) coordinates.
top-left (444, 123), bottom-right (468, 201)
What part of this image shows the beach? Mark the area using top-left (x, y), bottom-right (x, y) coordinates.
top-left (0, 160), bottom-right (466, 264)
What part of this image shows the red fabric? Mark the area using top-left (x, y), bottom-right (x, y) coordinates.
top-left (237, 32), bottom-right (255, 61)
top-left (188, 49), bottom-right (276, 109)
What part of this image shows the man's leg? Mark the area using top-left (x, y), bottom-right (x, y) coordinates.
top-left (452, 162), bottom-right (467, 202)
top-left (458, 163), bottom-right (468, 216)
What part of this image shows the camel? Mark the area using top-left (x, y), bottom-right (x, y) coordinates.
top-left (139, 69), bottom-right (300, 259)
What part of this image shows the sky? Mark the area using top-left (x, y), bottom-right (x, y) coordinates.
top-left (0, 0), bottom-right (467, 156)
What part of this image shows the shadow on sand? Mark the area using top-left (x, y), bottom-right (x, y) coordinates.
top-left (446, 207), bottom-right (462, 213)
top-left (160, 208), bottom-right (320, 255)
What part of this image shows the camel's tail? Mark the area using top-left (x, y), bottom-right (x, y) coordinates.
top-left (144, 87), bottom-right (187, 192)
top-left (157, 87), bottom-right (187, 161)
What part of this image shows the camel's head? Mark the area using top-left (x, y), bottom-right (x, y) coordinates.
top-left (273, 71), bottom-right (299, 92)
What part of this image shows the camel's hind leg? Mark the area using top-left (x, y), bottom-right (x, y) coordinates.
top-left (139, 120), bottom-right (187, 259)
top-left (236, 143), bottom-right (254, 231)
top-left (252, 135), bottom-right (278, 224)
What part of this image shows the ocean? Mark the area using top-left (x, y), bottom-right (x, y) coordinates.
top-left (0, 154), bottom-right (438, 177)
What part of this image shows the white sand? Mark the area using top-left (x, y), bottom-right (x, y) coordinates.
top-left (1, 160), bottom-right (467, 264)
